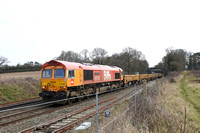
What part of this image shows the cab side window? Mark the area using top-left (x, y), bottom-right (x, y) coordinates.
top-left (68, 70), bottom-right (75, 79)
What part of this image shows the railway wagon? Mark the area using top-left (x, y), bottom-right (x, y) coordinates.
top-left (39, 60), bottom-right (122, 100)
top-left (139, 74), bottom-right (149, 81)
top-left (123, 75), bottom-right (140, 86)
top-left (158, 73), bottom-right (163, 78)
top-left (148, 73), bottom-right (155, 80)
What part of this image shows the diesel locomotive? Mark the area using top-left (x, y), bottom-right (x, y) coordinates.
top-left (39, 60), bottom-right (162, 100)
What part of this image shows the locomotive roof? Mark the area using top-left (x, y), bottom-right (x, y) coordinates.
top-left (41, 60), bottom-right (122, 71)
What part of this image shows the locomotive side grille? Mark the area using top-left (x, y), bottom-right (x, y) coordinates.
top-left (84, 70), bottom-right (93, 80)
top-left (115, 73), bottom-right (120, 79)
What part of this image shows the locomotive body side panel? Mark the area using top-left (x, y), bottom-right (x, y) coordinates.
top-left (93, 70), bottom-right (101, 81)
top-left (66, 69), bottom-right (83, 87)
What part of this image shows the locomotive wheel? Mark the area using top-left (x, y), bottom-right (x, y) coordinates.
top-left (67, 99), bottom-right (72, 104)
top-left (76, 96), bottom-right (81, 102)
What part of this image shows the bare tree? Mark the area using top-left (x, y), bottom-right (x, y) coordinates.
top-left (0, 56), bottom-right (8, 72)
top-left (162, 48), bottom-right (188, 71)
top-left (0, 56), bottom-right (8, 66)
top-left (55, 47), bottom-right (149, 74)
top-left (57, 51), bottom-right (81, 62)
top-left (91, 48), bottom-right (108, 64)
top-left (187, 52), bottom-right (200, 70)
top-left (79, 49), bottom-right (90, 62)
top-left (122, 47), bottom-right (148, 74)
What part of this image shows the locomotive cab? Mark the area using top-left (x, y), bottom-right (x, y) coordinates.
top-left (39, 65), bottom-right (68, 100)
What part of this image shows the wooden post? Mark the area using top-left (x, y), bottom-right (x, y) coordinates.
top-left (145, 80), bottom-right (147, 97)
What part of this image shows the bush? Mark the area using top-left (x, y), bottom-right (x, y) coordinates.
top-left (169, 78), bottom-right (176, 83)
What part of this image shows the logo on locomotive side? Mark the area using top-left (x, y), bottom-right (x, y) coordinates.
top-left (104, 71), bottom-right (111, 80)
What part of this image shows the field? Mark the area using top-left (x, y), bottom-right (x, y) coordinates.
top-left (0, 71), bottom-right (41, 103)
top-left (0, 71), bottom-right (40, 80)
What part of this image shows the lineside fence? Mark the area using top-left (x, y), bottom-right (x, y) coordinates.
top-left (94, 78), bottom-right (199, 133)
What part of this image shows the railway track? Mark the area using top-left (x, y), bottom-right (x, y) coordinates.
top-left (0, 99), bottom-right (44, 113)
top-left (19, 84), bottom-right (141, 133)
top-left (0, 86), bottom-right (127, 128)
top-left (0, 96), bottom-right (98, 127)
top-left (0, 97), bottom-right (41, 107)
top-left (0, 81), bottom-right (148, 132)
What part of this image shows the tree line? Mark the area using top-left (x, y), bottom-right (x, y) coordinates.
top-left (155, 48), bottom-right (200, 72)
top-left (56, 47), bottom-right (149, 74)
top-left (0, 47), bottom-right (149, 74)
top-left (0, 60), bottom-right (42, 73)
top-left (1, 47), bottom-right (199, 74)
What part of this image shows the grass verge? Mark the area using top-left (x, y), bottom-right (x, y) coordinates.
top-left (0, 77), bottom-right (41, 103)
top-left (178, 71), bottom-right (200, 126)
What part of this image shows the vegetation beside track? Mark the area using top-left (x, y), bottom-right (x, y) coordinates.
top-left (0, 77), bottom-right (40, 104)
top-left (178, 71), bottom-right (200, 125)
top-left (83, 73), bottom-right (199, 133)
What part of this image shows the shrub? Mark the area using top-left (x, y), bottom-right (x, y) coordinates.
top-left (169, 78), bottom-right (176, 83)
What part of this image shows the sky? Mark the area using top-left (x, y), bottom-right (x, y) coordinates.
top-left (0, 0), bottom-right (200, 67)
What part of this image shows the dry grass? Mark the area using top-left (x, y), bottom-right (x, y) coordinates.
top-left (0, 77), bottom-right (41, 103)
top-left (0, 71), bottom-right (41, 103)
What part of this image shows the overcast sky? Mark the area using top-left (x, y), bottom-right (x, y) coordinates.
top-left (0, 0), bottom-right (200, 67)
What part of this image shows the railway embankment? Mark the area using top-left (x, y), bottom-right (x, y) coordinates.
top-left (0, 76), bottom-right (40, 103)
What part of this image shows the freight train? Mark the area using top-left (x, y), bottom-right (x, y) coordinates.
top-left (39, 60), bottom-right (163, 101)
